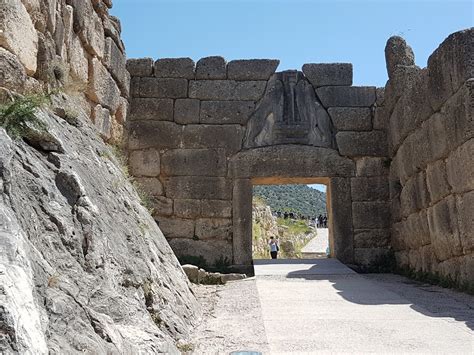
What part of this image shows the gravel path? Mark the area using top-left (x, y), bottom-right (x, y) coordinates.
top-left (301, 228), bottom-right (328, 257)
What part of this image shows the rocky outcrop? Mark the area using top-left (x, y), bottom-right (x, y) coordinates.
top-left (0, 101), bottom-right (200, 353)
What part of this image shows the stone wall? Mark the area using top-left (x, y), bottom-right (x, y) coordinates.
top-left (0, 0), bottom-right (129, 142)
top-left (126, 57), bottom-right (392, 269)
top-left (379, 30), bottom-right (473, 287)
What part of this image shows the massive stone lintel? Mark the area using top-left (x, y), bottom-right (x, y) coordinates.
top-left (243, 71), bottom-right (337, 149)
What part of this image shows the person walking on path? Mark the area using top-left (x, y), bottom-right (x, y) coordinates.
top-left (268, 236), bottom-right (279, 259)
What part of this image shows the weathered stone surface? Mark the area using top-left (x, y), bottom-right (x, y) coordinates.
top-left (92, 104), bottom-right (111, 140)
top-left (161, 149), bottom-right (227, 177)
top-left (0, 112), bottom-right (199, 354)
top-left (201, 200), bottom-right (232, 218)
top-left (404, 210), bottom-right (431, 249)
top-left (69, 0), bottom-right (105, 58)
top-left (128, 149), bottom-right (161, 177)
top-left (87, 58), bottom-right (121, 113)
top-left (200, 101), bottom-right (255, 125)
top-left (126, 58), bottom-right (154, 77)
top-left (427, 28), bottom-right (474, 111)
top-left (427, 195), bottom-right (463, 261)
top-left (316, 86), bottom-right (376, 107)
top-left (156, 217), bottom-right (195, 239)
top-left (456, 191), bottom-right (474, 253)
top-left (352, 201), bottom-right (390, 229)
top-left (128, 121), bottom-right (183, 150)
top-left (227, 59), bottom-right (279, 80)
top-left (168, 238), bottom-right (232, 265)
top-left (336, 131), bottom-right (387, 157)
top-left (188, 80), bottom-right (266, 100)
top-left (351, 177), bottom-right (389, 201)
top-left (354, 229), bottom-right (391, 248)
top-left (182, 124), bottom-right (244, 153)
top-left (129, 98), bottom-right (174, 121)
top-left (384, 36), bottom-right (415, 80)
top-left (330, 178), bottom-right (354, 263)
top-left (174, 99), bottom-right (200, 124)
top-left (182, 264), bottom-right (199, 283)
top-left (302, 63), bottom-right (353, 87)
top-left (230, 146), bottom-right (355, 179)
top-left (446, 138), bottom-right (474, 194)
top-left (115, 97), bottom-right (128, 124)
top-left (195, 218), bottom-right (232, 240)
top-left (104, 37), bottom-right (128, 95)
top-left (232, 179), bottom-right (253, 265)
top-left (151, 196), bottom-right (173, 217)
top-left (328, 107), bottom-right (372, 131)
top-left (426, 160), bottom-right (451, 203)
top-left (139, 77), bottom-right (188, 99)
top-left (400, 172), bottom-right (429, 218)
top-left (195, 56), bottom-right (226, 79)
top-left (0, 47), bottom-right (28, 92)
top-left (154, 58), bottom-right (195, 79)
top-left (174, 199), bottom-right (202, 219)
top-left (0, 1), bottom-right (38, 74)
top-left (163, 176), bottom-right (232, 200)
top-left (135, 177), bottom-right (163, 197)
top-left (355, 157), bottom-right (389, 177)
top-left (130, 76), bottom-right (140, 97)
top-left (354, 248), bottom-right (392, 267)
top-left (373, 105), bottom-right (390, 130)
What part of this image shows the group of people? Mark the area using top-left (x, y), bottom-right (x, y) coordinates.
top-left (316, 214), bottom-right (328, 228)
top-left (272, 211), bottom-right (329, 228)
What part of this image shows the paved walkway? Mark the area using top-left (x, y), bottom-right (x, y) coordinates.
top-left (301, 228), bottom-right (329, 258)
top-left (253, 259), bottom-right (473, 354)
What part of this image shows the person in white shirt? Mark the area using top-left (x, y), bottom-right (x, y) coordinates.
top-left (268, 236), bottom-right (279, 259)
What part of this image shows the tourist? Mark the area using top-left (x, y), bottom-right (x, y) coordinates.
top-left (268, 236), bottom-right (279, 259)
top-left (323, 215), bottom-right (328, 228)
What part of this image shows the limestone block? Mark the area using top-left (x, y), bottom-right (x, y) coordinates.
top-left (355, 157), bottom-right (389, 177)
top-left (391, 222), bottom-right (407, 251)
top-left (352, 201), bottom-right (390, 229)
top-left (336, 131), bottom-right (387, 157)
top-left (129, 98), bottom-right (174, 121)
top-left (427, 28), bottom-right (474, 111)
top-left (373, 106), bottom-right (390, 131)
top-left (115, 97), bottom-right (128, 124)
top-left (330, 177), bottom-right (354, 263)
top-left (232, 179), bottom-right (253, 265)
top-left (426, 160), bottom-right (451, 203)
top-left (161, 149), bottom-right (227, 177)
top-left (168, 238), bottom-right (233, 265)
top-left (195, 218), bottom-right (232, 240)
top-left (354, 248), bottom-right (391, 267)
top-left (139, 77), bottom-right (188, 99)
top-left (446, 139), bottom-right (474, 194)
top-left (69, 0), bottom-right (105, 58)
top-left (135, 177), bottom-right (163, 197)
top-left (459, 254), bottom-right (474, 287)
top-left (174, 99), bottom-right (200, 124)
top-left (316, 86), bottom-right (376, 107)
top-left (201, 200), bottom-right (232, 218)
top-left (328, 107), bottom-right (372, 131)
top-left (128, 149), bottom-right (161, 177)
top-left (174, 199), bottom-right (202, 219)
top-left (230, 145), bottom-right (355, 179)
top-left (395, 139), bottom-right (415, 184)
top-left (354, 229), bottom-right (390, 248)
top-left (400, 172), bottom-right (429, 218)
top-left (227, 59), bottom-right (279, 80)
top-left (130, 77), bottom-right (140, 97)
top-left (409, 124), bottom-right (431, 174)
top-left (427, 195), bottom-right (463, 261)
top-left (188, 80), bottom-right (267, 101)
top-left (92, 105), bottom-right (111, 140)
top-left (456, 191), bottom-right (474, 253)
top-left (151, 196), bottom-right (173, 217)
top-left (182, 264), bottom-right (199, 283)
top-left (384, 36), bottom-right (415, 80)
top-left (163, 176), bottom-right (232, 200)
top-left (154, 58), bottom-right (195, 79)
top-left (200, 101), bottom-right (255, 125)
top-left (302, 63), bottom-right (352, 87)
top-left (155, 217), bottom-right (195, 239)
top-left (127, 121), bottom-right (183, 150)
top-left (103, 16), bottom-right (124, 53)
top-left (351, 177), bottom-right (389, 201)
top-left (182, 124), bottom-right (244, 153)
top-left (195, 56), bottom-right (226, 79)
top-left (0, 47), bottom-right (27, 92)
top-left (126, 58), bottom-right (154, 77)
top-left (104, 37), bottom-right (128, 95)
top-left (87, 58), bottom-right (121, 113)
top-left (0, 1), bottom-right (38, 75)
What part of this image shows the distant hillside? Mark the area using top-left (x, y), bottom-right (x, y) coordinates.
top-left (253, 184), bottom-right (327, 217)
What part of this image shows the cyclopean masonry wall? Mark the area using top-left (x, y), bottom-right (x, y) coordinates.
top-left (126, 57), bottom-right (392, 270)
top-left (380, 29), bottom-right (473, 288)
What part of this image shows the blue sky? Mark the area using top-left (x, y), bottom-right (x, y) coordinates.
top-left (112, 0), bottom-right (471, 193)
